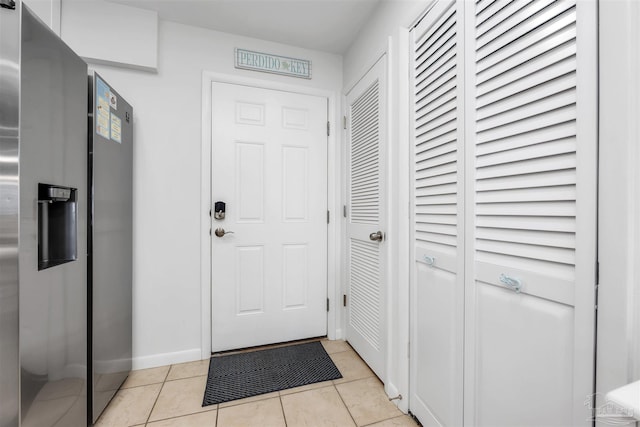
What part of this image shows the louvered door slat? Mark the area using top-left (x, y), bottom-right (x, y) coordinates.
top-left (350, 81), bottom-right (379, 225)
top-left (415, 67), bottom-right (457, 102)
top-left (416, 127), bottom-right (456, 148)
top-left (476, 90), bottom-right (576, 132)
top-left (416, 3), bottom-right (455, 54)
top-left (476, 0), bottom-right (512, 26)
top-left (417, 150), bottom-right (457, 171)
top-left (476, 227), bottom-right (575, 249)
top-left (477, 8), bottom-right (576, 73)
top-left (416, 96), bottom-right (456, 125)
top-left (416, 140), bottom-right (456, 162)
top-left (477, 24), bottom-right (576, 85)
top-left (476, 185), bottom-right (576, 204)
top-left (416, 20), bottom-right (456, 67)
top-left (476, 138), bottom-right (575, 167)
top-left (476, 0), bottom-right (537, 39)
top-left (477, 42), bottom-right (576, 96)
top-left (476, 0), bottom-right (498, 16)
top-left (416, 171), bottom-right (457, 188)
top-left (416, 192), bottom-right (458, 206)
top-left (416, 88), bottom-right (456, 117)
top-left (477, 106), bottom-right (576, 144)
top-left (476, 153), bottom-right (576, 179)
top-left (476, 74), bottom-right (575, 120)
top-left (476, 239), bottom-right (575, 264)
top-left (416, 109), bottom-right (456, 136)
top-left (416, 39), bottom-right (456, 80)
top-left (417, 119), bottom-right (457, 145)
top-left (476, 215), bottom-right (576, 233)
top-left (476, 122), bottom-right (576, 155)
top-left (416, 182), bottom-right (457, 197)
top-left (477, 1), bottom-right (575, 59)
top-left (477, 64), bottom-right (577, 110)
top-left (476, 170), bottom-right (576, 193)
top-left (416, 78), bottom-right (456, 112)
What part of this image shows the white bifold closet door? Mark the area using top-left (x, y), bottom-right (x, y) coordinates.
top-left (464, 0), bottom-right (597, 426)
top-left (409, 0), bottom-right (598, 426)
top-left (345, 56), bottom-right (387, 380)
top-left (410, 1), bottom-right (464, 426)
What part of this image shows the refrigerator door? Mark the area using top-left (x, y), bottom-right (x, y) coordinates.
top-left (0, 3), bottom-right (21, 426)
top-left (89, 72), bottom-right (133, 423)
top-left (19, 5), bottom-right (88, 427)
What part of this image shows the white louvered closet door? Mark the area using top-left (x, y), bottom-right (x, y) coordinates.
top-left (345, 56), bottom-right (387, 380)
top-left (463, 1), bottom-right (597, 425)
top-left (410, 1), bottom-right (465, 426)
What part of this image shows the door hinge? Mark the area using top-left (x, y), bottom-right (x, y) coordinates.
top-left (596, 261), bottom-right (600, 285)
top-left (343, 294), bottom-right (347, 307)
top-left (343, 116), bottom-right (347, 129)
top-left (327, 121), bottom-right (330, 136)
top-left (407, 341), bottom-right (410, 355)
top-left (327, 298), bottom-right (330, 312)
top-left (327, 210), bottom-right (330, 224)
top-left (343, 205), bottom-right (347, 218)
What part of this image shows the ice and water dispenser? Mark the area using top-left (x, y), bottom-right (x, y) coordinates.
top-left (38, 183), bottom-right (77, 270)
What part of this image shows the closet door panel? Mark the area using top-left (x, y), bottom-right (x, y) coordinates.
top-left (410, 1), bottom-right (464, 425)
top-left (474, 285), bottom-right (574, 426)
top-left (465, 1), bottom-right (597, 425)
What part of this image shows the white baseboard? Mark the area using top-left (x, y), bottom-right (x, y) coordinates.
top-left (132, 348), bottom-right (203, 370)
top-left (334, 328), bottom-right (343, 340)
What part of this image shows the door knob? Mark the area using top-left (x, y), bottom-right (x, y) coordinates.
top-left (214, 228), bottom-right (234, 238)
top-left (369, 231), bottom-right (384, 242)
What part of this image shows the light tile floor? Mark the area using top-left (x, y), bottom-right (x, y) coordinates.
top-left (95, 340), bottom-right (419, 427)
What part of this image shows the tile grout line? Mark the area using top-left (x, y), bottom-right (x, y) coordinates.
top-left (361, 414), bottom-right (414, 427)
top-left (278, 394), bottom-right (288, 427)
top-left (143, 365), bottom-right (172, 425)
top-left (333, 383), bottom-right (359, 427)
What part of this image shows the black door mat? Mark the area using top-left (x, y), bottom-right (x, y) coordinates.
top-left (202, 341), bottom-right (342, 406)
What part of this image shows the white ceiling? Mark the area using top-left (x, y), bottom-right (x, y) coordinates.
top-left (106, 0), bottom-right (382, 54)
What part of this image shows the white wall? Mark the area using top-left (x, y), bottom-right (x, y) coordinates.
top-left (597, 0), bottom-right (640, 405)
top-left (342, 0), bottom-right (432, 412)
top-left (61, 0), bottom-right (158, 72)
top-left (24, 0), bottom-right (60, 34)
top-left (60, 16), bottom-right (342, 369)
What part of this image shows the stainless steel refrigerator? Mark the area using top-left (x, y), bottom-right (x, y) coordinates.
top-left (1, 2), bottom-right (89, 426)
top-left (1, 2), bottom-right (133, 425)
top-left (87, 72), bottom-right (133, 424)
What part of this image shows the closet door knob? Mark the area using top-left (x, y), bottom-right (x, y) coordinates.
top-left (369, 231), bottom-right (383, 242)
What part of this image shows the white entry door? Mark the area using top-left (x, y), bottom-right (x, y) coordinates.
top-left (345, 57), bottom-right (387, 380)
top-left (210, 82), bottom-right (328, 352)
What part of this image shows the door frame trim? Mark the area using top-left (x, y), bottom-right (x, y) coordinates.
top-left (200, 71), bottom-right (340, 359)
